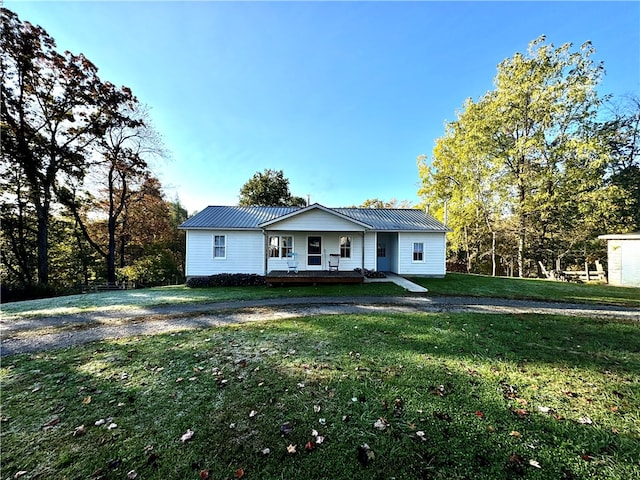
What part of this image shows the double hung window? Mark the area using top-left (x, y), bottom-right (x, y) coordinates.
top-left (413, 242), bottom-right (424, 262)
top-left (339, 236), bottom-right (351, 258)
top-left (214, 235), bottom-right (226, 259)
top-left (268, 236), bottom-right (280, 258)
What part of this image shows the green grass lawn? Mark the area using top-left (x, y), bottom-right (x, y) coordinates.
top-left (1, 282), bottom-right (406, 320)
top-left (413, 273), bottom-right (640, 308)
top-left (3, 273), bottom-right (638, 321)
top-left (2, 312), bottom-right (639, 479)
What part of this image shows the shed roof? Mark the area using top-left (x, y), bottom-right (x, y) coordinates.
top-left (180, 204), bottom-right (449, 232)
top-left (598, 232), bottom-right (640, 240)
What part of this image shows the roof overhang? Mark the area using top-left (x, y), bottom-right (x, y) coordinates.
top-left (258, 203), bottom-right (373, 229)
top-left (598, 232), bottom-right (640, 240)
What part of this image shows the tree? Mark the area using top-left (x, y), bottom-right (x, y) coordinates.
top-left (238, 169), bottom-right (306, 207)
top-left (116, 177), bottom-right (186, 285)
top-left (419, 36), bottom-right (606, 277)
top-left (1, 8), bottom-right (136, 285)
top-left (59, 104), bottom-right (164, 284)
top-left (358, 198), bottom-right (414, 209)
top-left (600, 95), bottom-right (640, 231)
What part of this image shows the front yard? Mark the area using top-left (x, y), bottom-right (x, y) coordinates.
top-left (2, 311), bottom-right (639, 479)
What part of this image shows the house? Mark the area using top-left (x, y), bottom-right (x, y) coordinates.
top-left (179, 203), bottom-right (449, 281)
top-left (598, 233), bottom-right (640, 287)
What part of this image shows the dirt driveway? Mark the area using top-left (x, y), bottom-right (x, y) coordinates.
top-left (2, 295), bottom-right (638, 357)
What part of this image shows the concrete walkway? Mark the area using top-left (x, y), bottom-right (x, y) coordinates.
top-left (365, 273), bottom-right (429, 293)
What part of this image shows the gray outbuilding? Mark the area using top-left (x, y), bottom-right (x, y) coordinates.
top-left (598, 233), bottom-right (640, 287)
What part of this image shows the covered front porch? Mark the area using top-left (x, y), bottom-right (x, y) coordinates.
top-left (266, 269), bottom-right (364, 286)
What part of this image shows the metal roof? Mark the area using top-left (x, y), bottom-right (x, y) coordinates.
top-left (180, 204), bottom-right (449, 232)
top-left (334, 208), bottom-right (449, 231)
top-left (179, 206), bottom-right (297, 229)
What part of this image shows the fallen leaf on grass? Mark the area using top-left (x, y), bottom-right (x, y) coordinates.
top-left (509, 431), bottom-right (521, 437)
top-left (431, 384), bottom-right (447, 397)
top-left (180, 429), bottom-right (194, 442)
top-left (357, 443), bottom-right (375, 466)
top-left (529, 459), bottom-right (541, 469)
top-left (373, 418), bottom-right (388, 430)
top-left (42, 416), bottom-right (60, 430)
top-left (234, 468), bottom-right (244, 478)
top-left (280, 422), bottom-right (293, 435)
top-left (433, 411), bottom-right (452, 422)
top-left (82, 396), bottom-right (92, 404)
top-left (199, 470), bottom-right (209, 479)
top-left (286, 444), bottom-right (297, 454)
top-left (305, 441), bottom-right (315, 451)
top-left (72, 425), bottom-right (86, 437)
top-left (474, 411), bottom-right (484, 418)
top-left (511, 408), bottom-right (529, 418)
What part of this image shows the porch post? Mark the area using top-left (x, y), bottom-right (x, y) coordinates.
top-left (361, 231), bottom-right (365, 276)
top-left (263, 229), bottom-right (268, 276)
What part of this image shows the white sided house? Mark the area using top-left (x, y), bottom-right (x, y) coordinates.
top-left (598, 232), bottom-right (640, 287)
top-left (180, 203), bottom-right (449, 279)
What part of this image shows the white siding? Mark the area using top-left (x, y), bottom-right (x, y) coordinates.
top-left (364, 232), bottom-right (377, 270)
top-left (266, 209), bottom-right (366, 232)
top-left (608, 239), bottom-right (640, 287)
top-left (397, 232), bottom-right (446, 276)
top-left (185, 230), bottom-right (265, 276)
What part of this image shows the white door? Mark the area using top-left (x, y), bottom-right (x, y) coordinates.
top-left (307, 236), bottom-right (322, 270)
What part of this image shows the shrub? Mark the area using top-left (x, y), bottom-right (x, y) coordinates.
top-left (186, 273), bottom-right (266, 288)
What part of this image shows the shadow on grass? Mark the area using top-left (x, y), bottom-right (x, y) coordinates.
top-left (2, 312), bottom-right (639, 479)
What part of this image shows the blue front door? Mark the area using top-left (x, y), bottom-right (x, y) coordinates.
top-left (377, 240), bottom-right (388, 271)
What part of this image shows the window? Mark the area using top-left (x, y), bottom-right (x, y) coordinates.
top-left (281, 236), bottom-right (293, 258)
top-left (268, 236), bottom-right (279, 258)
top-left (269, 235), bottom-right (293, 258)
top-left (413, 242), bottom-right (424, 262)
top-left (340, 236), bottom-right (351, 258)
top-left (213, 235), bottom-right (226, 259)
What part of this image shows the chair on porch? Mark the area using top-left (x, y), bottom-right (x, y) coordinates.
top-left (286, 252), bottom-right (299, 274)
top-left (328, 254), bottom-right (340, 272)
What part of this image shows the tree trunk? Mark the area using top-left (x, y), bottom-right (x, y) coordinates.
top-left (35, 198), bottom-right (50, 285)
top-left (492, 231), bottom-right (496, 277)
top-left (107, 216), bottom-right (117, 285)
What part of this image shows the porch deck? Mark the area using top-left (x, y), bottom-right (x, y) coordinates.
top-left (266, 270), bottom-right (364, 286)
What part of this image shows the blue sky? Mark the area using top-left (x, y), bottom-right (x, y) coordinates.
top-left (7, 1), bottom-right (639, 213)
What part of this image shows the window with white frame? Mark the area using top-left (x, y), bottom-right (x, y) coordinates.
top-left (281, 236), bottom-right (293, 258)
top-left (340, 236), bottom-right (351, 258)
top-left (268, 235), bottom-right (294, 258)
top-left (213, 235), bottom-right (226, 259)
top-left (413, 242), bottom-right (424, 262)
top-left (268, 236), bottom-right (279, 258)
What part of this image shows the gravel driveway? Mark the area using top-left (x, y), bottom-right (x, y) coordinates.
top-left (2, 295), bottom-right (639, 357)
